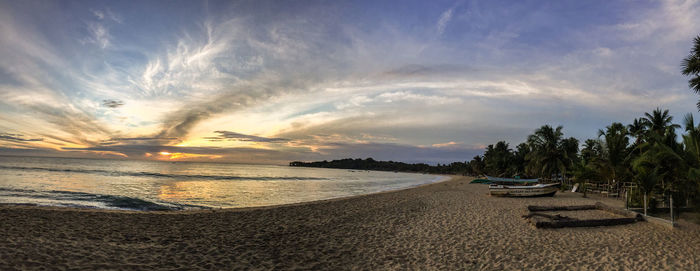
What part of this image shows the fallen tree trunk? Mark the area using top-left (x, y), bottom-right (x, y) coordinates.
top-left (522, 212), bottom-right (575, 221)
top-left (594, 202), bottom-right (644, 221)
top-left (533, 217), bottom-right (639, 229)
top-left (527, 205), bottom-right (596, 212)
top-left (524, 202), bottom-right (645, 228)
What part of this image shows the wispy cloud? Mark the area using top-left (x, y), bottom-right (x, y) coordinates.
top-left (436, 6), bottom-right (455, 36)
top-left (91, 8), bottom-right (122, 23)
top-left (0, 133), bottom-right (43, 142)
top-left (205, 131), bottom-right (287, 143)
top-left (85, 22), bottom-right (110, 49)
top-left (1, 1), bottom-right (699, 164)
top-left (102, 99), bottom-right (124, 108)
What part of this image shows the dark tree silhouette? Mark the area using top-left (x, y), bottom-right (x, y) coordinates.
top-left (682, 35), bottom-right (700, 110)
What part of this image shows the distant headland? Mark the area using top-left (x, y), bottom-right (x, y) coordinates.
top-left (289, 158), bottom-right (468, 175)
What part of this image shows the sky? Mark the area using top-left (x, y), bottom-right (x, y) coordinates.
top-left (0, 0), bottom-right (699, 165)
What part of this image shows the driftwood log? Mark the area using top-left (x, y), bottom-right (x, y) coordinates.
top-left (527, 205), bottom-right (596, 212)
top-left (524, 202), bottom-right (644, 229)
top-left (530, 217), bottom-right (640, 229)
top-left (522, 213), bottom-right (575, 221)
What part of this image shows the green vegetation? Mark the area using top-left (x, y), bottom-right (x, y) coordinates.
top-left (290, 108), bottom-right (700, 215)
top-left (289, 158), bottom-right (469, 174)
top-left (293, 35), bottom-right (700, 217)
top-left (682, 35), bottom-right (700, 110)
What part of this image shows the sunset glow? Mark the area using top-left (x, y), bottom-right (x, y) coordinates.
top-left (0, 1), bottom-right (698, 164)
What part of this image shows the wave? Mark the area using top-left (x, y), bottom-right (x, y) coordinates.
top-left (0, 187), bottom-right (208, 211)
top-left (0, 165), bottom-right (326, 181)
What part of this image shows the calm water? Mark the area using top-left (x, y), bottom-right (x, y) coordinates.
top-left (0, 156), bottom-right (444, 211)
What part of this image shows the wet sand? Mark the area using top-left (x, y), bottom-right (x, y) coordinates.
top-left (1, 176), bottom-right (699, 270)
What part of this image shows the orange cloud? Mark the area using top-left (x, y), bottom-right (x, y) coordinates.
top-left (431, 141), bottom-right (461, 148)
top-left (157, 151), bottom-right (221, 160)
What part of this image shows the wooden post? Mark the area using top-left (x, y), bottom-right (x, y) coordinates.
top-left (670, 194), bottom-right (674, 223)
top-left (625, 189), bottom-right (629, 210)
top-left (644, 192), bottom-right (648, 216)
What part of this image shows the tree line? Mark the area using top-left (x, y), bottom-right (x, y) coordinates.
top-left (289, 158), bottom-right (469, 174)
top-left (292, 34), bottom-right (700, 214)
top-left (289, 108), bottom-right (700, 214)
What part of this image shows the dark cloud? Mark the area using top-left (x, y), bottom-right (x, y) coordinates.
top-left (0, 133), bottom-right (43, 142)
top-left (63, 144), bottom-right (277, 155)
top-left (52, 139), bottom-right (481, 165)
top-left (25, 104), bottom-right (112, 146)
top-left (102, 99), bottom-right (124, 108)
top-left (60, 144), bottom-right (304, 164)
top-left (379, 64), bottom-right (475, 79)
top-left (100, 137), bottom-right (180, 145)
top-left (205, 131), bottom-right (287, 143)
top-left (110, 137), bottom-right (178, 141)
top-left (155, 78), bottom-right (317, 139)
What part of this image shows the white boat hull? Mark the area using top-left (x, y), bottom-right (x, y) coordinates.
top-left (489, 183), bottom-right (560, 197)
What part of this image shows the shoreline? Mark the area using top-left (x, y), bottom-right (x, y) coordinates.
top-left (0, 174), bottom-right (453, 214)
top-left (1, 176), bottom-right (699, 270)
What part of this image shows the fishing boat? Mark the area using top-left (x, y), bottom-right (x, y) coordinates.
top-left (485, 176), bottom-right (560, 197)
top-left (483, 175), bottom-right (539, 185)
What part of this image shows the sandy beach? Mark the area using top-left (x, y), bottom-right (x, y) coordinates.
top-left (1, 176), bottom-right (699, 270)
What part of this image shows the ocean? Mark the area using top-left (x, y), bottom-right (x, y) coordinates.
top-left (0, 156), bottom-right (444, 211)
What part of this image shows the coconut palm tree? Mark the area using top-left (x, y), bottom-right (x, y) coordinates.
top-left (483, 141), bottom-right (513, 176)
top-left (682, 35), bottom-right (700, 110)
top-left (633, 141), bottom-right (686, 206)
top-left (526, 125), bottom-right (576, 182)
top-left (469, 155), bottom-right (485, 176)
top-left (643, 108), bottom-right (680, 143)
top-left (628, 118), bottom-right (647, 145)
top-left (511, 143), bottom-right (531, 177)
top-left (683, 113), bottom-right (700, 165)
top-left (580, 139), bottom-right (603, 165)
top-left (633, 166), bottom-right (660, 216)
top-left (597, 122), bottom-right (631, 190)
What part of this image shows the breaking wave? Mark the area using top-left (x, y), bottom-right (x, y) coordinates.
top-left (0, 187), bottom-right (208, 211)
top-left (0, 165), bottom-right (326, 181)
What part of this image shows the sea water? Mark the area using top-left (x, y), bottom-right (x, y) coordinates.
top-left (0, 156), bottom-right (444, 211)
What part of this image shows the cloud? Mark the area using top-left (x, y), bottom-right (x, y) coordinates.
top-left (110, 137), bottom-right (177, 141)
top-left (205, 130), bottom-right (287, 143)
top-left (99, 137), bottom-right (179, 146)
top-left (1, 1), bottom-right (700, 164)
top-left (60, 144), bottom-right (301, 164)
top-left (432, 141), bottom-right (461, 148)
top-left (379, 64), bottom-right (475, 79)
top-left (0, 133), bottom-right (43, 142)
top-left (436, 6), bottom-right (455, 36)
top-left (146, 16), bottom-right (352, 138)
top-left (85, 22), bottom-right (110, 49)
top-left (56, 139), bottom-right (480, 165)
top-left (91, 9), bottom-right (105, 20)
top-left (91, 8), bottom-right (122, 23)
top-left (102, 99), bottom-right (124, 108)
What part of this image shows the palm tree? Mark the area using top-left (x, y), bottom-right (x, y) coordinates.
top-left (526, 125), bottom-right (576, 182)
top-left (627, 118), bottom-right (647, 145)
top-left (683, 113), bottom-right (700, 166)
top-left (633, 141), bottom-right (686, 206)
top-left (682, 35), bottom-right (700, 110)
top-left (561, 137), bottom-right (580, 166)
top-left (511, 143), bottom-right (531, 177)
top-left (597, 122), bottom-right (630, 189)
top-left (469, 155), bottom-right (485, 176)
top-left (633, 166), bottom-right (660, 216)
top-left (643, 108), bottom-right (680, 143)
top-left (580, 139), bottom-right (603, 165)
top-left (483, 141), bottom-right (513, 176)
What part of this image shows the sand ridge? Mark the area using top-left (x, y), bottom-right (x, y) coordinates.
top-left (1, 176), bottom-right (699, 270)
